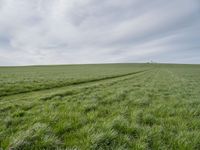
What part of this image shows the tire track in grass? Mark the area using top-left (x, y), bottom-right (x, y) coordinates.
top-left (0, 69), bottom-right (153, 119)
top-left (0, 69), bottom-right (152, 102)
top-left (0, 69), bottom-right (151, 98)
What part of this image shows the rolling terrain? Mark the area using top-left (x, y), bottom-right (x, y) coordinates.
top-left (0, 64), bottom-right (200, 149)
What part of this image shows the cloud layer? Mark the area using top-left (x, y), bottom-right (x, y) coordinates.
top-left (0, 0), bottom-right (200, 65)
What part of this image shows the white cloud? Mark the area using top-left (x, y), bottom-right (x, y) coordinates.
top-left (0, 0), bottom-right (200, 65)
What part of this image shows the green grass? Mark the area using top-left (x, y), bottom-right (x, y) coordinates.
top-left (0, 63), bottom-right (200, 150)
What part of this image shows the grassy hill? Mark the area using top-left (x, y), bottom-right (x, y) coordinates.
top-left (0, 63), bottom-right (200, 149)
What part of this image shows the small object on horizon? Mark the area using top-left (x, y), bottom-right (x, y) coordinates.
top-left (146, 60), bottom-right (157, 64)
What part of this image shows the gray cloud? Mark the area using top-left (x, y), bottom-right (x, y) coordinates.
top-left (0, 0), bottom-right (200, 65)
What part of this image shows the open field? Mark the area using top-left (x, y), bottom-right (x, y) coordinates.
top-left (0, 64), bottom-right (200, 149)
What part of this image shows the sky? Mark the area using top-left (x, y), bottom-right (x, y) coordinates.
top-left (0, 0), bottom-right (200, 66)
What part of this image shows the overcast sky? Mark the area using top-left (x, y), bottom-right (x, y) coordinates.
top-left (0, 0), bottom-right (200, 66)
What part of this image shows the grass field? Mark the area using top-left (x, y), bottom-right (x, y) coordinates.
top-left (0, 63), bottom-right (200, 150)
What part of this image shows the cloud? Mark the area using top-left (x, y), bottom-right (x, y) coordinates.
top-left (0, 0), bottom-right (199, 65)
